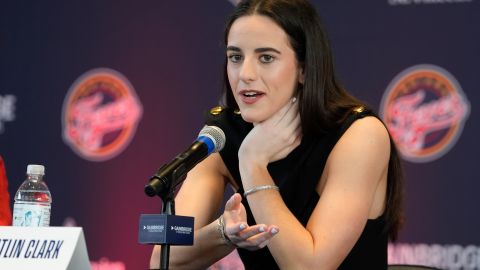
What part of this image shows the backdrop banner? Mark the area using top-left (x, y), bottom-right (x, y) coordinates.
top-left (1, 1), bottom-right (478, 269)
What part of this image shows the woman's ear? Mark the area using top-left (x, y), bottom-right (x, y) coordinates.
top-left (298, 66), bottom-right (305, 85)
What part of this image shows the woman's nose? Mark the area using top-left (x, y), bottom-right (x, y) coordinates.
top-left (239, 58), bottom-right (257, 82)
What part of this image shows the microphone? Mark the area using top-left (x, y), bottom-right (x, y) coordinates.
top-left (144, 125), bottom-right (226, 197)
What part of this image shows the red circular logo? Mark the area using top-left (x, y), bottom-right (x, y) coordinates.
top-left (380, 64), bottom-right (470, 163)
top-left (62, 68), bottom-right (143, 161)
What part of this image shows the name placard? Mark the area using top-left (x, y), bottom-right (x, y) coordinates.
top-left (0, 226), bottom-right (90, 270)
top-left (138, 214), bottom-right (194, 245)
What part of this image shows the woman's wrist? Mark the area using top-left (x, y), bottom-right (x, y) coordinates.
top-left (244, 185), bottom-right (280, 197)
top-left (217, 215), bottom-right (237, 247)
top-left (238, 147), bottom-right (269, 169)
top-left (239, 160), bottom-right (269, 175)
top-left (239, 161), bottom-right (275, 190)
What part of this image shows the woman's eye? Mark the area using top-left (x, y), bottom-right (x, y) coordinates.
top-left (260, 55), bottom-right (274, 63)
top-left (228, 54), bottom-right (242, 63)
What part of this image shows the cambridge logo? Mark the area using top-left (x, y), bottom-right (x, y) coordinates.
top-left (380, 64), bottom-right (470, 163)
top-left (62, 68), bottom-right (143, 161)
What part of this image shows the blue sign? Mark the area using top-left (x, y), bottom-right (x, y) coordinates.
top-left (138, 214), bottom-right (194, 245)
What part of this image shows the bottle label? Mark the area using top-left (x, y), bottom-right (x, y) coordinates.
top-left (12, 203), bottom-right (51, 227)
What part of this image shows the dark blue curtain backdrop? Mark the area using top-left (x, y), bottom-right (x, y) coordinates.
top-left (1, 1), bottom-right (478, 269)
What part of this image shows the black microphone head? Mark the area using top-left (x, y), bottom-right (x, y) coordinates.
top-left (198, 125), bottom-right (226, 153)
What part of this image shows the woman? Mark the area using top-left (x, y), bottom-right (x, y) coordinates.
top-left (151, 0), bottom-right (403, 269)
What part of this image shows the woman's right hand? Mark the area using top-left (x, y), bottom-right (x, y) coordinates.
top-left (223, 193), bottom-right (279, 251)
top-left (238, 97), bottom-right (302, 167)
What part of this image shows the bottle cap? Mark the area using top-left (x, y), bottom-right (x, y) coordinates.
top-left (26, 164), bottom-right (45, 175)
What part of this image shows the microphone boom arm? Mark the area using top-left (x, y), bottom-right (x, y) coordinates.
top-left (144, 140), bottom-right (208, 197)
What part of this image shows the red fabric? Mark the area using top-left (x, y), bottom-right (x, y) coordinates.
top-left (0, 156), bottom-right (12, 225)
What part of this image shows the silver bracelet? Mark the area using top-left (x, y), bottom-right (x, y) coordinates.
top-left (217, 215), bottom-right (236, 247)
top-left (243, 185), bottom-right (280, 197)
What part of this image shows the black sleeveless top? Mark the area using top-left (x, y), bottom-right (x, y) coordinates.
top-left (205, 107), bottom-right (388, 270)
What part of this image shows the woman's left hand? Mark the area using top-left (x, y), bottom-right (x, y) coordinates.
top-left (223, 193), bottom-right (279, 251)
top-left (239, 98), bottom-right (302, 166)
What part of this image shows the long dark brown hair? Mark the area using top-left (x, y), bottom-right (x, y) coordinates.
top-left (222, 0), bottom-right (403, 240)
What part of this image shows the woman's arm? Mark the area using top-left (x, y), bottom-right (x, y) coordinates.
top-left (237, 106), bottom-right (390, 269)
top-left (150, 151), bottom-right (280, 269)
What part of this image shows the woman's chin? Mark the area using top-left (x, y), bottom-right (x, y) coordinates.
top-left (240, 113), bottom-right (262, 125)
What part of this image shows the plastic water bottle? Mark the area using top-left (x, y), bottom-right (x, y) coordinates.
top-left (12, 164), bottom-right (52, 227)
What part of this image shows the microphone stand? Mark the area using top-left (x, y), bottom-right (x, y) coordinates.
top-left (159, 193), bottom-right (175, 270)
top-left (150, 170), bottom-right (187, 270)
top-left (144, 127), bottom-right (223, 269)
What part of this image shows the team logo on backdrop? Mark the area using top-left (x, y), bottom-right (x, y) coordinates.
top-left (62, 68), bottom-right (143, 161)
top-left (380, 64), bottom-right (470, 163)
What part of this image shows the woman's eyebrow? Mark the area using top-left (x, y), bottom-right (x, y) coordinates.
top-left (226, 46), bottom-right (241, 52)
top-left (255, 47), bottom-right (281, 54)
top-left (226, 46), bottom-right (281, 55)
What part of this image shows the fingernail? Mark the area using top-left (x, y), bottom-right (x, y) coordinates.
top-left (239, 224), bottom-right (246, 230)
top-left (259, 226), bottom-right (265, 232)
top-left (271, 228), bottom-right (278, 234)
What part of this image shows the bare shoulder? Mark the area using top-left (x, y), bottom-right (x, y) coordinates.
top-left (346, 116), bottom-right (390, 145)
top-left (327, 116), bottom-right (391, 177)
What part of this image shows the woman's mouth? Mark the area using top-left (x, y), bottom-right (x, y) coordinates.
top-left (239, 90), bottom-right (265, 104)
